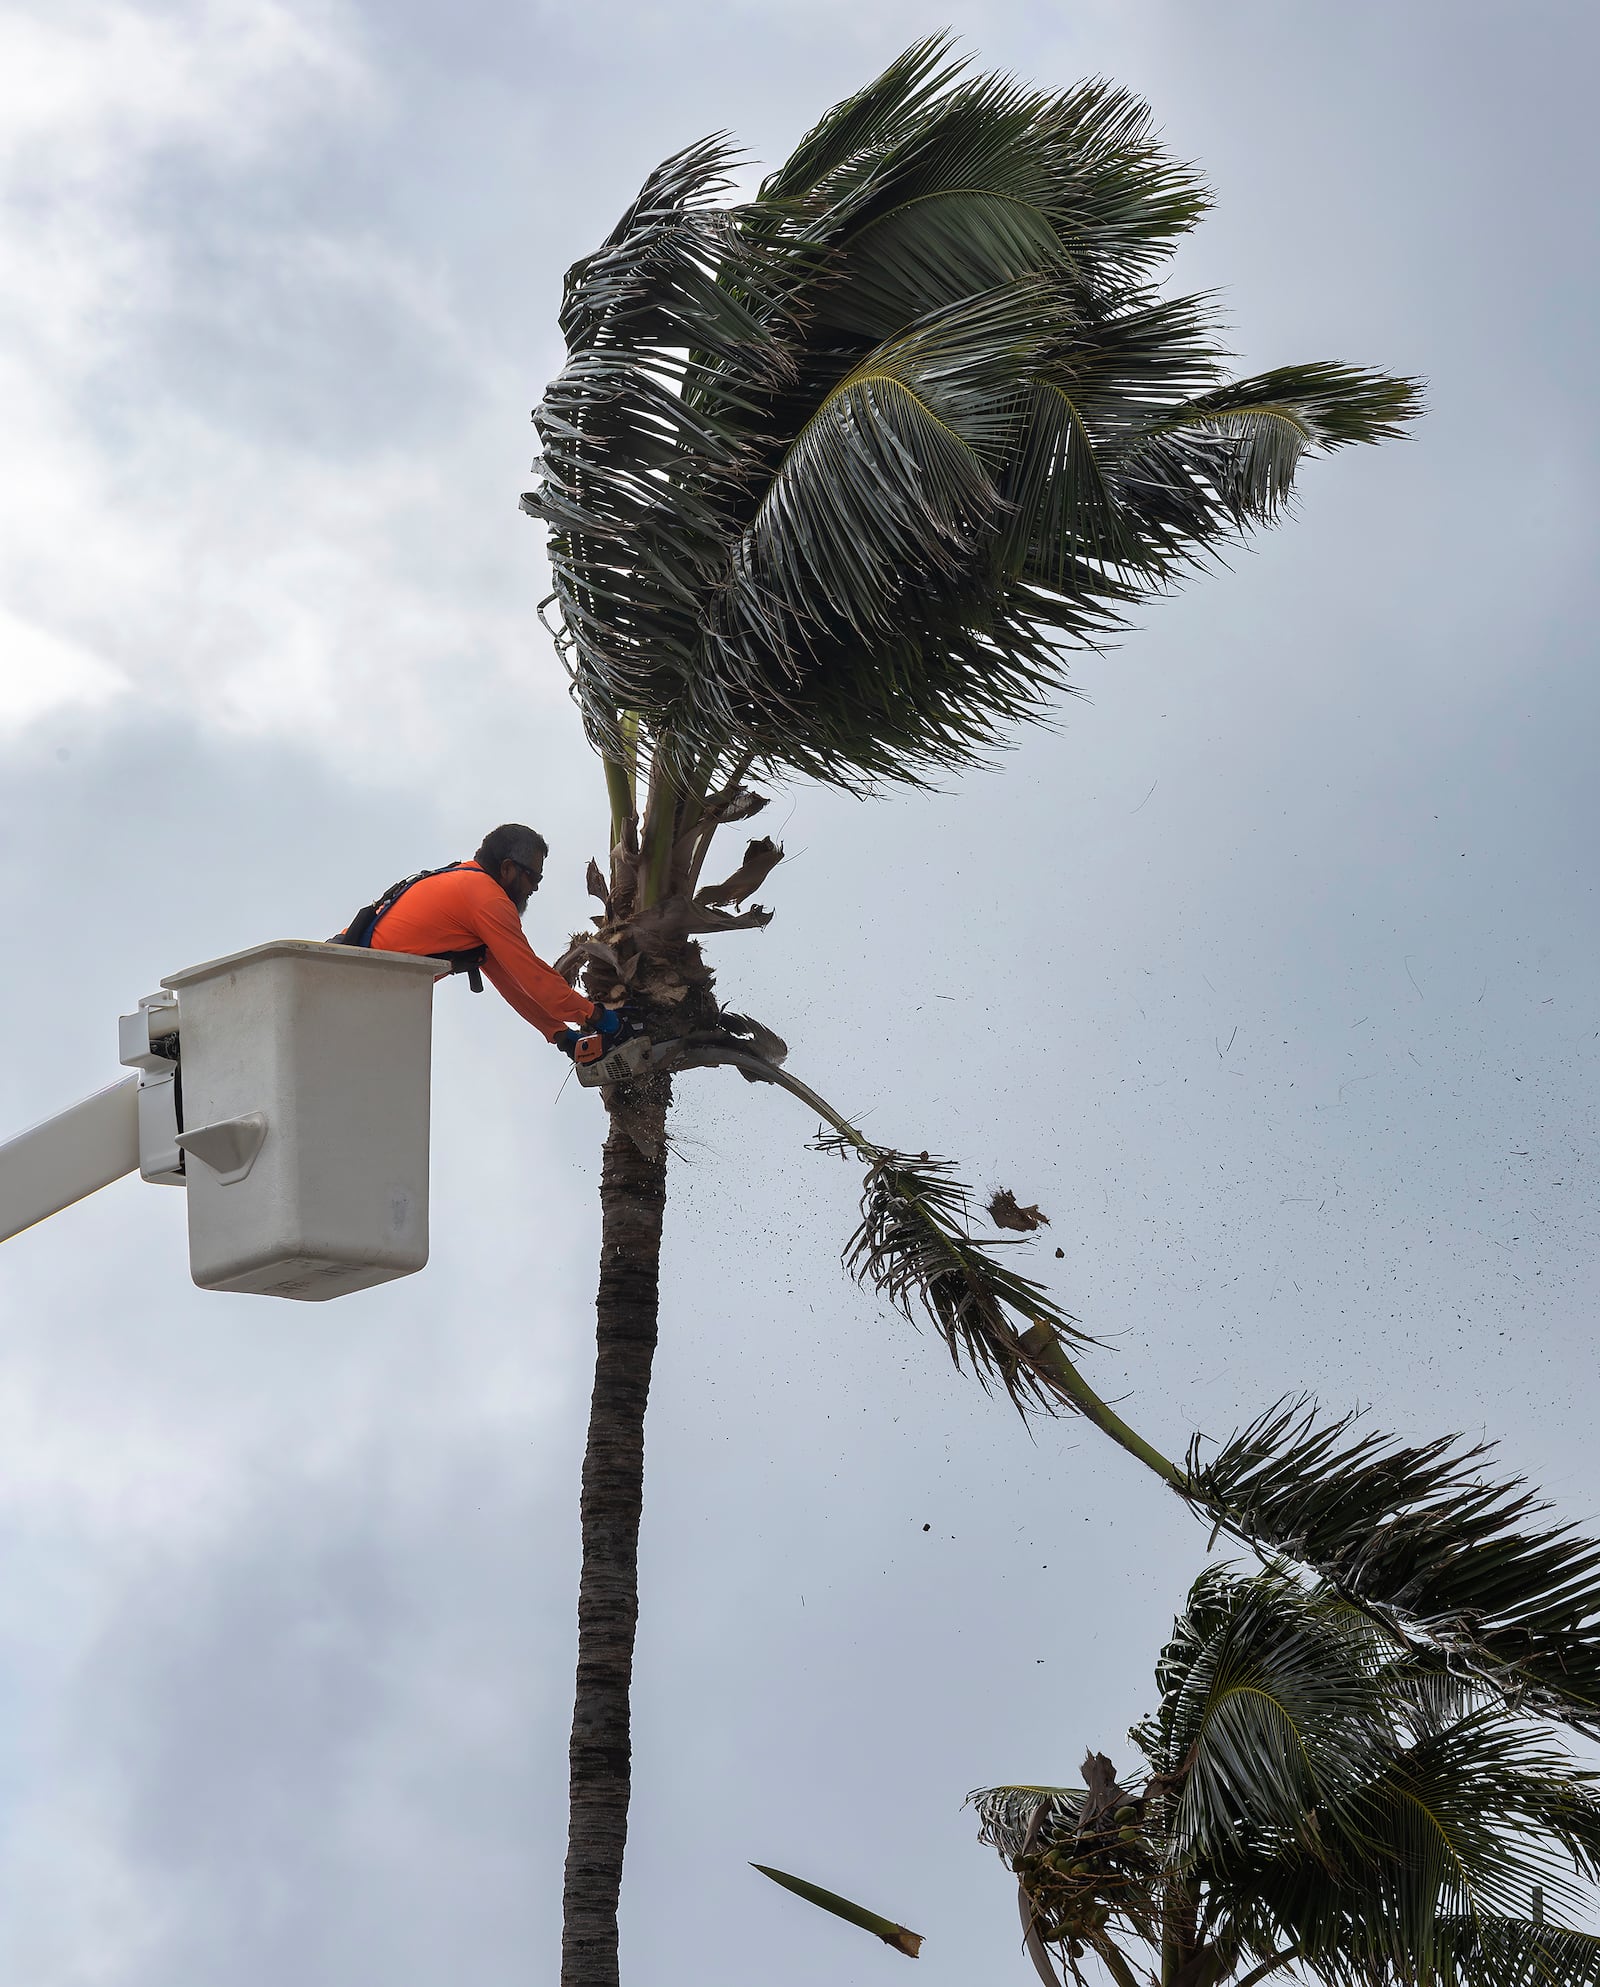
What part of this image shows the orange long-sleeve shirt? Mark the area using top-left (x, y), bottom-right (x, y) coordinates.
top-left (369, 862), bottom-right (595, 1040)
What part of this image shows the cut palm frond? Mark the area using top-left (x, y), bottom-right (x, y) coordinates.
top-left (813, 1131), bottom-right (1095, 1417)
top-left (751, 1864), bottom-right (923, 1957)
top-left (702, 1047), bottom-right (1174, 1470)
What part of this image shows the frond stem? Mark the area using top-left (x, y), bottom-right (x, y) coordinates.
top-left (1015, 1321), bottom-right (1181, 1486)
top-left (708, 1047), bottom-right (1181, 1487)
top-left (666, 744), bottom-right (725, 893)
top-left (687, 748), bottom-right (758, 893)
top-left (1234, 1949), bottom-right (1300, 1987)
top-left (602, 755), bottom-right (633, 853)
top-left (1088, 1931), bottom-right (1146, 1987)
top-left (638, 755), bottom-right (683, 910)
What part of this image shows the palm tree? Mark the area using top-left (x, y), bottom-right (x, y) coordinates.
top-left (521, 38), bottom-right (1419, 1985)
top-left (972, 1560), bottom-right (1600, 1987)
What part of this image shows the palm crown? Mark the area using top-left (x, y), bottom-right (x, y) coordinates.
top-left (524, 34), bottom-right (1419, 804)
top-left (972, 1562), bottom-right (1600, 1987)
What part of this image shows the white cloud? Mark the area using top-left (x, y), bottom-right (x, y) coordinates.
top-left (0, 0), bottom-right (558, 767)
top-left (0, 0), bottom-right (365, 161)
top-left (0, 0), bottom-right (370, 369)
top-left (0, 607), bottom-right (126, 724)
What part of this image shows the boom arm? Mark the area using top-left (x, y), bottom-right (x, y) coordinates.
top-left (0, 1079), bottom-right (139, 1245)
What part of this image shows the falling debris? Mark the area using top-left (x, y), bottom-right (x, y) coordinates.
top-left (989, 1189), bottom-right (1050, 1233)
top-left (752, 1864), bottom-right (923, 1958)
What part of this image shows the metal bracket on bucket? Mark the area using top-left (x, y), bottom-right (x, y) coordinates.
top-left (175, 1112), bottom-right (268, 1185)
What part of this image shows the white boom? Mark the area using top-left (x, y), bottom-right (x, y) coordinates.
top-left (0, 1078), bottom-right (139, 1245)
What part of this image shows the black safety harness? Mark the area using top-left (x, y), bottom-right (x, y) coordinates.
top-left (330, 862), bottom-right (489, 992)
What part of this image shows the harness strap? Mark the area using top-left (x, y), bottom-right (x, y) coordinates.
top-left (329, 863), bottom-right (488, 992)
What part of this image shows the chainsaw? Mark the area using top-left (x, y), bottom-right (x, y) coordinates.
top-left (572, 1031), bottom-right (658, 1087)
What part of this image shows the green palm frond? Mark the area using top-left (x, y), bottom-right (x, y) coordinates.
top-left (1001, 292), bottom-right (1231, 587)
top-left (1120, 363), bottom-right (1424, 530)
top-left (793, 85), bottom-right (1096, 343)
top-left (1148, 1568), bottom-right (1389, 1860)
top-left (729, 284), bottom-right (1054, 638)
top-left (1384, 1654), bottom-right (1488, 1741)
top-left (1034, 78), bottom-right (1212, 283)
top-left (1436, 1914), bottom-right (1600, 1986)
top-left (1184, 1403), bottom-right (1600, 1734)
top-left (973, 1564), bottom-right (1600, 1987)
top-left (524, 135), bottom-right (800, 760)
top-left (771, 59), bottom-right (1209, 337)
top-left (1407, 1710), bottom-right (1600, 1886)
top-left (1329, 1716), bottom-right (1599, 1970)
top-left (757, 33), bottom-right (964, 207)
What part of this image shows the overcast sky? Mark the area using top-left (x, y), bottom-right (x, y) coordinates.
top-left (1, 2), bottom-right (1598, 1981)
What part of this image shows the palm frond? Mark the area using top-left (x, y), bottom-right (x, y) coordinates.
top-left (1150, 1569), bottom-right (1390, 1861)
top-left (1437, 1914), bottom-right (1600, 1987)
top-left (729, 284), bottom-right (1054, 640)
top-left (1383, 1653), bottom-right (1488, 1741)
top-left (751, 1864), bottom-right (923, 1957)
top-left (969, 1769), bottom-right (1164, 1963)
top-left (1035, 77), bottom-right (1210, 282)
top-left (777, 62), bottom-right (1209, 338)
top-left (814, 1133), bottom-right (1095, 1417)
top-left (756, 33), bottom-right (964, 206)
top-left (523, 136), bottom-right (800, 760)
top-left (1293, 1715), bottom-right (1598, 1974)
top-left (822, 189), bottom-right (1070, 342)
top-left (1119, 363), bottom-right (1423, 529)
top-left (968, 1785), bottom-right (1089, 1861)
top-left (1001, 291), bottom-right (1228, 588)
top-left (975, 1561), bottom-right (1600, 1987)
top-left (1379, 1708), bottom-right (1600, 1893)
top-left (1184, 1402), bottom-right (1600, 1734)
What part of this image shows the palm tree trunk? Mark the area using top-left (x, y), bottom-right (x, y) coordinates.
top-left (561, 1080), bottom-right (671, 1987)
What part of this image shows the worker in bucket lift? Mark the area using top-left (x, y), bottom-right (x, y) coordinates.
top-left (333, 823), bottom-right (630, 1059)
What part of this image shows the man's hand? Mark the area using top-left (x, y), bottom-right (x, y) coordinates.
top-left (593, 1006), bottom-right (633, 1040)
top-left (554, 1007), bottom-right (643, 1058)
